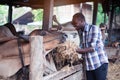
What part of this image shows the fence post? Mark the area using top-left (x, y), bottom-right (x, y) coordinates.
top-left (30, 36), bottom-right (44, 80)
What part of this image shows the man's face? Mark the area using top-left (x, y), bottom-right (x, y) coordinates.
top-left (100, 27), bottom-right (106, 33)
top-left (72, 18), bottom-right (84, 30)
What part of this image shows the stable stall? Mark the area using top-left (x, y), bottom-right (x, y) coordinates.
top-left (0, 0), bottom-right (120, 80)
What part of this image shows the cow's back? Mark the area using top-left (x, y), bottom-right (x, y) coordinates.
top-left (0, 26), bottom-right (14, 38)
top-left (0, 29), bottom-right (67, 78)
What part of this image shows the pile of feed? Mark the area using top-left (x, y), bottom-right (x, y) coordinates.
top-left (52, 41), bottom-right (82, 70)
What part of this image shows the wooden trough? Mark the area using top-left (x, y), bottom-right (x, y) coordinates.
top-left (30, 36), bottom-right (83, 80)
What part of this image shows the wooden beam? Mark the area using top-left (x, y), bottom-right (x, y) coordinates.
top-left (92, 1), bottom-right (98, 25)
top-left (42, 0), bottom-right (54, 30)
top-left (30, 36), bottom-right (44, 80)
top-left (44, 64), bottom-right (82, 80)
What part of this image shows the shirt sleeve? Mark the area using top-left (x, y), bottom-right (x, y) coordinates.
top-left (90, 26), bottom-right (99, 49)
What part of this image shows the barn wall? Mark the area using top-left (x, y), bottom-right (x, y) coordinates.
top-left (53, 3), bottom-right (93, 24)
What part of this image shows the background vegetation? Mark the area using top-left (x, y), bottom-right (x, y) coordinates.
top-left (0, 5), bottom-right (8, 25)
top-left (96, 3), bottom-right (108, 26)
top-left (32, 9), bottom-right (43, 21)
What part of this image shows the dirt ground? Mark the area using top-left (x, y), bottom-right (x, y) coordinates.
top-left (107, 62), bottom-right (120, 80)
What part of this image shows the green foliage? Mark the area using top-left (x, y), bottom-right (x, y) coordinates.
top-left (0, 5), bottom-right (8, 14)
top-left (96, 4), bottom-right (104, 25)
top-left (0, 5), bottom-right (8, 25)
top-left (32, 9), bottom-right (43, 21)
top-left (96, 3), bottom-right (108, 26)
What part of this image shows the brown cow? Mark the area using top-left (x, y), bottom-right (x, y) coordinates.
top-left (0, 27), bottom-right (67, 79)
top-left (4, 23), bottom-right (18, 36)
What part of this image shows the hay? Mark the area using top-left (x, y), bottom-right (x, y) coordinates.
top-left (53, 40), bottom-right (81, 70)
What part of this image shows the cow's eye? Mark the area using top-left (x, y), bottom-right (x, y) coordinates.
top-left (62, 33), bottom-right (68, 38)
top-left (61, 33), bottom-right (68, 43)
top-left (40, 31), bottom-right (46, 36)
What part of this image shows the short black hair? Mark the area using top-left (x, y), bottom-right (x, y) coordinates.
top-left (99, 23), bottom-right (106, 28)
top-left (72, 13), bottom-right (85, 21)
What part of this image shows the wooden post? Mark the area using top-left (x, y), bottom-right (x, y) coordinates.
top-left (30, 36), bottom-right (44, 80)
top-left (8, 4), bottom-right (13, 23)
top-left (92, 1), bottom-right (98, 25)
top-left (42, 0), bottom-right (54, 30)
top-left (108, 4), bottom-right (114, 42)
top-left (104, 13), bottom-right (107, 24)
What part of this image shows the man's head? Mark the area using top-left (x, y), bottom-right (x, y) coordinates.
top-left (99, 23), bottom-right (107, 32)
top-left (71, 13), bottom-right (85, 30)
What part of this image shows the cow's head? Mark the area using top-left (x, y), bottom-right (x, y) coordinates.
top-left (61, 31), bottom-right (80, 45)
top-left (29, 29), bottom-right (68, 50)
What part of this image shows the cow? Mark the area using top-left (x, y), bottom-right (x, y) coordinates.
top-left (0, 26), bottom-right (67, 80)
top-left (4, 23), bottom-right (18, 36)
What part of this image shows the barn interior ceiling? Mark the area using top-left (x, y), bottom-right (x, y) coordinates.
top-left (0, 0), bottom-right (120, 13)
top-left (0, 0), bottom-right (117, 8)
top-left (0, 0), bottom-right (94, 8)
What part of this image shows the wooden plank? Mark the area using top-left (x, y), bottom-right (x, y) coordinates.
top-left (63, 70), bottom-right (82, 80)
top-left (29, 36), bottom-right (44, 80)
top-left (44, 64), bottom-right (82, 80)
top-left (44, 54), bottom-right (57, 74)
top-left (43, 0), bottom-right (54, 30)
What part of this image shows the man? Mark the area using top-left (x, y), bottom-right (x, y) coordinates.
top-left (99, 23), bottom-right (108, 44)
top-left (71, 13), bottom-right (109, 80)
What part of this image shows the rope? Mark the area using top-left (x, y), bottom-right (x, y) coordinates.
top-left (17, 38), bottom-right (28, 80)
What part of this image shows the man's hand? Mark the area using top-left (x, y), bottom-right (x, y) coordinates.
top-left (76, 47), bottom-right (95, 54)
top-left (76, 48), bottom-right (84, 54)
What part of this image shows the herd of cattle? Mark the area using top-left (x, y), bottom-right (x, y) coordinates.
top-left (0, 23), bottom-right (80, 80)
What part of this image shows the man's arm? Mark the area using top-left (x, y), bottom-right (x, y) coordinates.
top-left (76, 47), bottom-right (95, 54)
